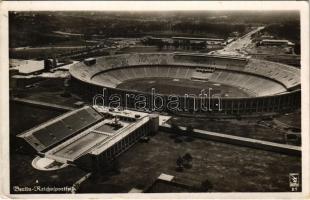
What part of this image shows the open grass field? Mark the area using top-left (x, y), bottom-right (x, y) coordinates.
top-left (78, 131), bottom-right (301, 193)
top-left (12, 78), bottom-right (82, 108)
top-left (117, 77), bottom-right (251, 97)
top-left (168, 116), bottom-right (299, 145)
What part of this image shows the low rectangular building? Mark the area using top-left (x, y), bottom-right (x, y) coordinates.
top-left (259, 39), bottom-right (295, 47)
top-left (18, 106), bottom-right (159, 171)
top-left (10, 59), bottom-right (45, 75)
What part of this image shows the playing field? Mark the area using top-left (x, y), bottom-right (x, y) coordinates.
top-left (117, 77), bottom-right (251, 97)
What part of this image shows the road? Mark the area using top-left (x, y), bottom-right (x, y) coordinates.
top-left (12, 97), bottom-right (75, 112)
top-left (210, 26), bottom-right (265, 56)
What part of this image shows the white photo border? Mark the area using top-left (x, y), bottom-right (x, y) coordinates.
top-left (0, 1), bottom-right (309, 199)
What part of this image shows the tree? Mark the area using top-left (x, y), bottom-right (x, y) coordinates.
top-left (174, 137), bottom-right (183, 143)
top-left (176, 156), bottom-right (184, 172)
top-left (200, 179), bottom-right (213, 192)
top-left (170, 121), bottom-right (181, 134)
top-left (186, 125), bottom-right (194, 134)
top-left (185, 125), bottom-right (195, 142)
top-left (183, 153), bottom-right (193, 169)
top-left (158, 41), bottom-right (164, 50)
top-left (183, 153), bottom-right (193, 162)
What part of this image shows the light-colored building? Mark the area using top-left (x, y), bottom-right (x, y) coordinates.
top-left (10, 59), bottom-right (45, 75)
top-left (18, 106), bottom-right (159, 172)
top-left (259, 39), bottom-right (295, 47)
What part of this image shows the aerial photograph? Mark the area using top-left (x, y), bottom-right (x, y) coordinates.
top-left (8, 10), bottom-right (301, 193)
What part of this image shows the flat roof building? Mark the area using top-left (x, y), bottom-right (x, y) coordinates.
top-left (260, 39), bottom-right (295, 47)
top-left (10, 59), bottom-right (45, 75)
top-left (18, 106), bottom-right (159, 172)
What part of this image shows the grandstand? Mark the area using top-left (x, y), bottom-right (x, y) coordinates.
top-left (17, 106), bottom-right (103, 152)
top-left (69, 53), bottom-right (300, 115)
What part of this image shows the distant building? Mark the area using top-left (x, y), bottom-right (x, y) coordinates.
top-left (171, 36), bottom-right (224, 45)
top-left (10, 59), bottom-right (45, 75)
top-left (260, 35), bottom-right (274, 40)
top-left (84, 58), bottom-right (96, 66)
top-left (44, 58), bottom-right (58, 70)
top-left (142, 36), bottom-right (226, 50)
top-left (224, 38), bottom-right (235, 45)
top-left (145, 173), bottom-right (201, 193)
top-left (44, 59), bottom-right (53, 70)
top-left (141, 36), bottom-right (164, 45)
top-left (17, 106), bottom-right (159, 172)
top-left (259, 39), bottom-right (295, 47)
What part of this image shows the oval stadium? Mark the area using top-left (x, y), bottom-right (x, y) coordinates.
top-left (69, 53), bottom-right (300, 115)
